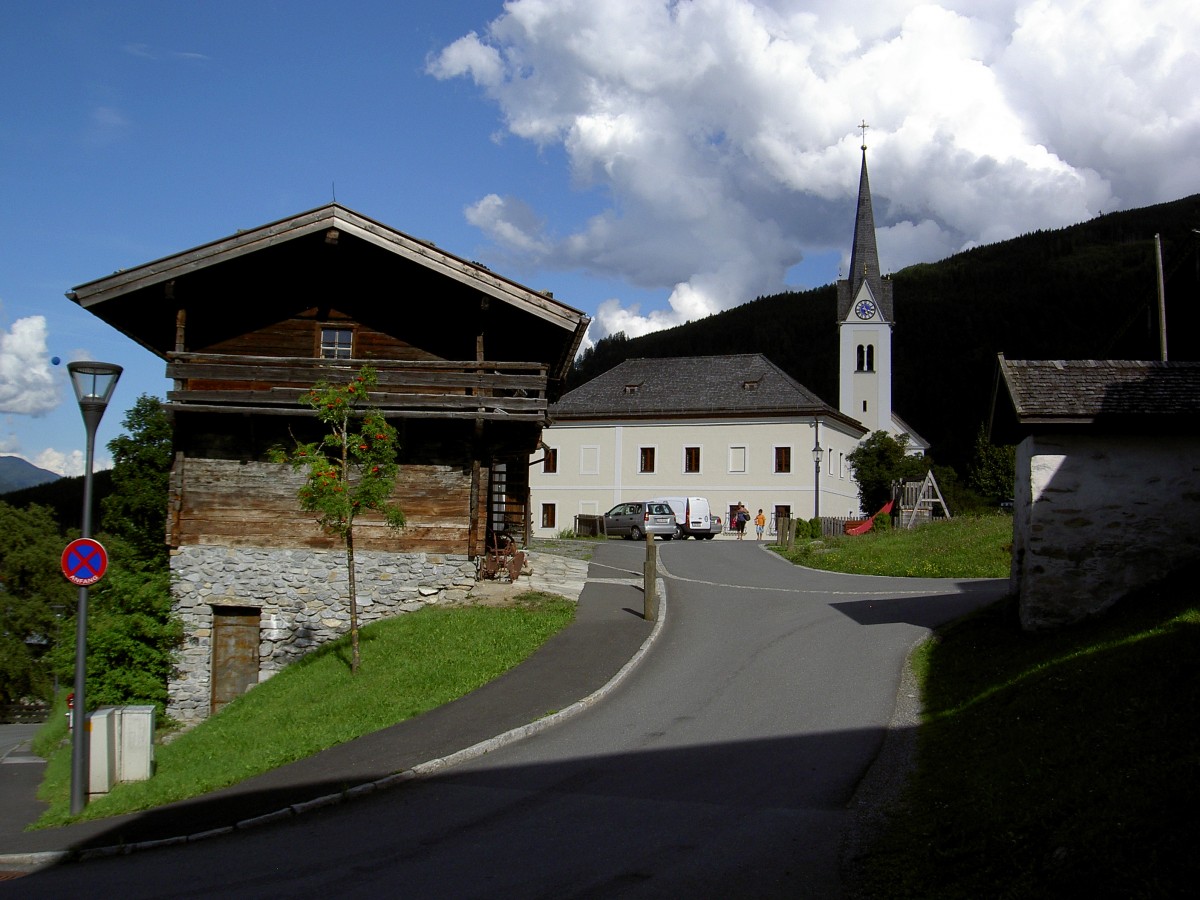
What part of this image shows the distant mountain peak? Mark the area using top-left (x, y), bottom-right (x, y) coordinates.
top-left (0, 455), bottom-right (62, 495)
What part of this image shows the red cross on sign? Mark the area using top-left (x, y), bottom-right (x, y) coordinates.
top-left (62, 538), bottom-right (109, 586)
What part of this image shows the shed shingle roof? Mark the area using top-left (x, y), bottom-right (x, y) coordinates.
top-left (551, 354), bottom-right (865, 432)
top-left (995, 356), bottom-right (1200, 430)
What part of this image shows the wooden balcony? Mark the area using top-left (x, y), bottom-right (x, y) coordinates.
top-left (165, 352), bottom-right (550, 421)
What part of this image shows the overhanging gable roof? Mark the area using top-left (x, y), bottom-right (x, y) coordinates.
top-left (551, 353), bottom-right (866, 432)
top-left (67, 204), bottom-right (590, 376)
top-left (991, 354), bottom-right (1200, 440)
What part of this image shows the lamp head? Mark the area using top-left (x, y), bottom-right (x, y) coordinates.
top-left (67, 361), bottom-right (123, 408)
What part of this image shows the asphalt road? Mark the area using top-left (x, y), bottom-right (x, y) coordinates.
top-left (5, 540), bottom-right (1004, 898)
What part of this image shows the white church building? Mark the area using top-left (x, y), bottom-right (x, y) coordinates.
top-left (528, 142), bottom-right (924, 538)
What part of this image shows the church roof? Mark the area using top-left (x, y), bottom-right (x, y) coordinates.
top-left (836, 146), bottom-right (894, 322)
top-left (991, 355), bottom-right (1200, 439)
top-left (551, 354), bottom-right (866, 432)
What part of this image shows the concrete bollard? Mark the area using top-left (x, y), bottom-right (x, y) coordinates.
top-left (643, 530), bottom-right (658, 621)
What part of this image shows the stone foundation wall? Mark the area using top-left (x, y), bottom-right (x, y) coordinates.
top-left (168, 544), bottom-right (477, 723)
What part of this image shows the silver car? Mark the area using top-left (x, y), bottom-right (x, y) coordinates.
top-left (603, 501), bottom-right (676, 541)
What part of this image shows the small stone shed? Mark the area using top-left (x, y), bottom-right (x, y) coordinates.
top-left (991, 355), bottom-right (1200, 629)
top-left (68, 204), bottom-right (589, 721)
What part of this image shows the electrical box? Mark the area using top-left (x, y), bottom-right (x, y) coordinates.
top-left (87, 708), bottom-right (118, 796)
top-left (87, 705), bottom-right (156, 795)
top-left (118, 705), bottom-right (156, 782)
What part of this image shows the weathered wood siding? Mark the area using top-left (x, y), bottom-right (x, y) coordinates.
top-left (195, 307), bottom-right (441, 362)
top-left (169, 457), bottom-right (475, 554)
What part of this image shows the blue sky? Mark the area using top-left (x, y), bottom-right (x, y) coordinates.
top-left (2, 1), bottom-right (1197, 476)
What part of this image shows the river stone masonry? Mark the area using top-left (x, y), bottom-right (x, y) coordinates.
top-left (168, 544), bottom-right (478, 723)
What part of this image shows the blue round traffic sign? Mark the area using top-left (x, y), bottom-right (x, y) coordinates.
top-left (62, 538), bottom-right (109, 586)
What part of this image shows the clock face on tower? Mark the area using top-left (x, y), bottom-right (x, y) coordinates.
top-left (855, 299), bottom-right (876, 320)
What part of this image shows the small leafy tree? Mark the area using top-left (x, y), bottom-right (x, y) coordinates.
top-left (273, 367), bottom-right (404, 674)
top-left (0, 503), bottom-right (75, 703)
top-left (47, 548), bottom-right (182, 714)
top-left (967, 424), bottom-right (1016, 504)
top-left (847, 431), bottom-right (928, 514)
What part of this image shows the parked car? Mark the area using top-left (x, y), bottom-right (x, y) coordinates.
top-left (603, 501), bottom-right (677, 540)
top-left (650, 496), bottom-right (719, 540)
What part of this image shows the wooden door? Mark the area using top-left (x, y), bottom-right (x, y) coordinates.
top-left (211, 606), bottom-right (261, 713)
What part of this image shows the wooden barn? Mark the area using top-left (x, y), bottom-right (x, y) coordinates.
top-left (68, 204), bottom-right (589, 720)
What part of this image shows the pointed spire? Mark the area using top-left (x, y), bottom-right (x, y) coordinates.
top-left (847, 138), bottom-right (882, 304)
top-left (837, 123), bottom-right (892, 322)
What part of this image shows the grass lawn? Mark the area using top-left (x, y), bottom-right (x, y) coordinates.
top-left (775, 514), bottom-right (1012, 579)
top-left (798, 513), bottom-right (1200, 897)
top-left (32, 592), bottom-right (574, 827)
top-left (848, 574), bottom-right (1200, 897)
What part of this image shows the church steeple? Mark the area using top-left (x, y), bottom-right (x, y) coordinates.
top-left (837, 124), bottom-right (894, 435)
top-left (837, 123), bottom-right (893, 322)
top-left (848, 143), bottom-right (882, 305)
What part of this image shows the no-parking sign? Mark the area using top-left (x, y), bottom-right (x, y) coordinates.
top-left (62, 538), bottom-right (109, 586)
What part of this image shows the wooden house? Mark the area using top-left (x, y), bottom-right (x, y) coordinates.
top-left (68, 204), bottom-right (589, 720)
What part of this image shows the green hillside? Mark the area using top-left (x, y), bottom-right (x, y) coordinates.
top-left (572, 194), bottom-right (1200, 470)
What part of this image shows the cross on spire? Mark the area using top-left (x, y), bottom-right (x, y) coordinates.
top-left (859, 119), bottom-right (869, 150)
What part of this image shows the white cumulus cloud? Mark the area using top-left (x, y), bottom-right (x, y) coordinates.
top-left (430, 0), bottom-right (1200, 339)
top-left (34, 448), bottom-right (84, 478)
top-left (0, 316), bottom-right (60, 415)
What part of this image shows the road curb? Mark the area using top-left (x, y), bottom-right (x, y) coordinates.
top-left (0, 581), bottom-right (667, 874)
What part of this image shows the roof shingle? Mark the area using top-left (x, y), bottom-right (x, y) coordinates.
top-left (551, 354), bottom-right (863, 432)
top-left (997, 356), bottom-right (1200, 424)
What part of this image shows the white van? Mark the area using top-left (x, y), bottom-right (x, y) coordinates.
top-left (650, 496), bottom-right (719, 540)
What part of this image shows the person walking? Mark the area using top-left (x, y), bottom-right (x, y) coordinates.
top-left (754, 508), bottom-right (766, 541)
top-left (735, 503), bottom-right (749, 539)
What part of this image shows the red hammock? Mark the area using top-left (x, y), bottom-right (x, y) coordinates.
top-left (846, 499), bottom-right (895, 535)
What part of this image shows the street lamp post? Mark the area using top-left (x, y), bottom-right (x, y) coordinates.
top-left (812, 440), bottom-right (823, 526)
top-left (66, 361), bottom-right (122, 815)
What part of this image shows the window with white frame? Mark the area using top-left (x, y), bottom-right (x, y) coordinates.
top-left (319, 326), bottom-right (353, 359)
top-left (729, 446), bottom-right (746, 473)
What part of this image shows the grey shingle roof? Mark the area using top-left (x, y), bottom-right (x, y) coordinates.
top-left (551, 354), bottom-right (864, 431)
top-left (996, 356), bottom-right (1200, 425)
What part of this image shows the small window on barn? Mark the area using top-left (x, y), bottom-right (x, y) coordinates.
top-left (320, 327), bottom-right (354, 359)
top-left (623, 383), bottom-right (642, 395)
top-left (742, 380), bottom-right (759, 391)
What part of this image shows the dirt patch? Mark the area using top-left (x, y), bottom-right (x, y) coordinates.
top-left (457, 578), bottom-right (530, 607)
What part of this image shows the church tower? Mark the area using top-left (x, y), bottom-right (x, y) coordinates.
top-left (837, 130), bottom-right (893, 435)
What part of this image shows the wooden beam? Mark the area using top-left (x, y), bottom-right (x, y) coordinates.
top-left (164, 403), bottom-right (545, 421)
